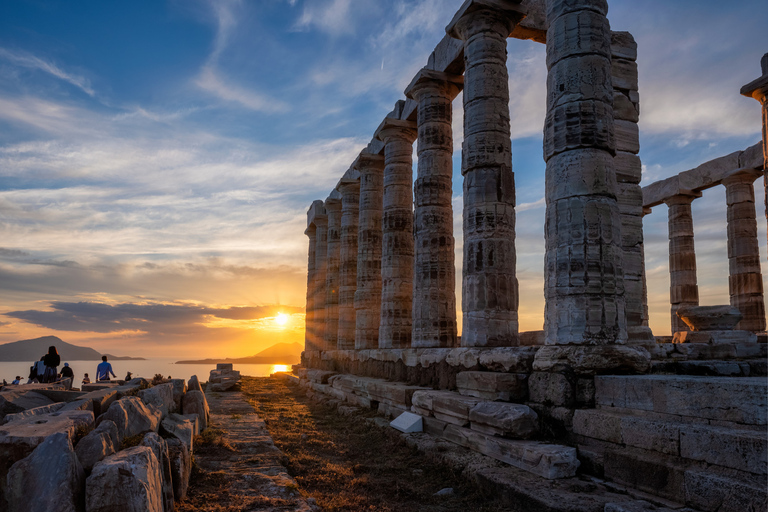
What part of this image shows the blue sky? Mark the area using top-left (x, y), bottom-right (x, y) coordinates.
top-left (0, 0), bottom-right (765, 357)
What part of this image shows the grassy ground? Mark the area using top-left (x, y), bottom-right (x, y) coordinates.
top-left (239, 376), bottom-right (509, 512)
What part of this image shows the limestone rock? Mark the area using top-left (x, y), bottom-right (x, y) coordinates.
top-left (141, 432), bottom-right (175, 512)
top-left (168, 379), bottom-right (186, 413)
top-left (456, 371), bottom-right (528, 401)
top-left (97, 396), bottom-right (161, 441)
top-left (75, 419), bottom-right (120, 472)
top-left (166, 437), bottom-right (191, 501)
top-left (0, 390), bottom-right (55, 421)
top-left (86, 446), bottom-right (163, 512)
top-left (532, 345), bottom-right (651, 375)
top-left (677, 305), bottom-right (743, 331)
top-left (181, 390), bottom-right (209, 431)
top-left (139, 383), bottom-right (174, 419)
top-left (468, 402), bottom-right (538, 439)
top-left (6, 432), bottom-right (85, 512)
top-left (1, 402), bottom-right (66, 424)
top-left (160, 413), bottom-right (195, 455)
top-left (187, 375), bottom-right (203, 393)
top-left (77, 389), bottom-right (118, 417)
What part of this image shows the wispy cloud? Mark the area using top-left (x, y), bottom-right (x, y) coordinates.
top-left (0, 47), bottom-right (95, 96)
top-left (293, 0), bottom-right (356, 35)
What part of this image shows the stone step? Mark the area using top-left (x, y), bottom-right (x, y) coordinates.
top-left (573, 409), bottom-right (767, 475)
top-left (650, 359), bottom-right (766, 377)
top-left (594, 375), bottom-right (767, 425)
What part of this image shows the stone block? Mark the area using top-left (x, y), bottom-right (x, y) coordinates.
top-left (533, 345), bottom-right (651, 375)
top-left (140, 432), bottom-right (174, 512)
top-left (390, 411), bottom-right (423, 433)
top-left (181, 390), bottom-right (209, 430)
top-left (167, 437), bottom-right (191, 501)
top-left (611, 31), bottom-right (638, 61)
top-left (614, 151), bottom-right (642, 184)
top-left (366, 380), bottom-right (429, 407)
top-left (572, 410), bottom-right (622, 444)
top-left (545, 8), bottom-right (611, 68)
top-left (456, 371), bottom-right (528, 401)
top-left (421, 415), bottom-right (448, 437)
top-left (477, 347), bottom-right (537, 372)
top-left (605, 501), bottom-right (678, 512)
top-left (377, 401), bottom-right (408, 420)
top-left (75, 419), bottom-right (120, 472)
top-left (545, 148), bottom-right (619, 202)
top-left (528, 372), bottom-right (574, 406)
top-left (620, 416), bottom-right (679, 456)
top-left (305, 369), bottom-right (337, 384)
top-left (680, 424), bottom-right (767, 474)
top-left (168, 379), bottom-right (186, 413)
top-left (187, 375), bottom-right (203, 392)
top-left (160, 413), bottom-right (196, 455)
top-left (1, 402), bottom-right (66, 424)
top-left (613, 91), bottom-right (639, 122)
top-left (684, 469), bottom-right (767, 512)
top-left (672, 330), bottom-right (757, 345)
top-left (612, 57), bottom-right (638, 90)
top-left (86, 446), bottom-right (163, 512)
top-left (468, 402), bottom-right (538, 439)
top-left (82, 382), bottom-right (121, 393)
top-left (97, 396), bottom-right (161, 441)
top-left (76, 389), bottom-right (118, 417)
top-left (139, 382), bottom-right (174, 419)
top-left (615, 119), bottom-right (640, 154)
top-left (216, 363), bottom-right (233, 370)
top-left (0, 391), bottom-right (55, 421)
top-left (604, 449), bottom-right (686, 501)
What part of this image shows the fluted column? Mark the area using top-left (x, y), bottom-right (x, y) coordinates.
top-left (376, 119), bottom-right (417, 349)
top-left (338, 178), bottom-right (360, 349)
top-left (723, 171), bottom-right (766, 332)
top-left (324, 193), bottom-right (342, 350)
top-left (664, 192), bottom-right (700, 334)
top-left (447, 1), bottom-right (524, 347)
top-left (304, 224), bottom-right (318, 352)
top-left (405, 69), bottom-right (462, 348)
top-left (355, 153), bottom-right (386, 349)
top-left (313, 212), bottom-right (329, 349)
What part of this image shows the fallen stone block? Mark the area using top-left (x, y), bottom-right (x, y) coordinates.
top-left (188, 375), bottom-right (203, 392)
top-left (366, 380), bottom-right (429, 407)
top-left (468, 402), bottom-right (538, 439)
top-left (168, 379), bottom-right (186, 413)
top-left (210, 377), bottom-right (239, 392)
top-left (182, 390), bottom-right (209, 430)
top-left (684, 469), bottom-right (767, 512)
top-left (141, 432), bottom-right (174, 512)
top-left (679, 423), bottom-right (767, 475)
top-left (605, 500), bottom-right (680, 512)
top-left (75, 419), bottom-right (120, 472)
top-left (390, 411), bottom-right (423, 433)
top-left (139, 382), bottom-right (174, 419)
top-left (60, 398), bottom-right (94, 414)
top-left (160, 413), bottom-right (196, 455)
top-left (0, 390), bottom-right (55, 421)
top-left (77, 389), bottom-right (118, 416)
top-left (6, 432), bottom-right (85, 512)
top-left (86, 446), bottom-right (163, 512)
top-left (81, 382), bottom-right (121, 393)
top-left (32, 389), bottom-right (86, 403)
top-left (457, 371), bottom-right (528, 401)
top-left (97, 396), bottom-right (161, 441)
top-left (1, 402), bottom-right (66, 424)
top-left (305, 369), bottom-right (337, 384)
top-left (167, 437), bottom-right (191, 501)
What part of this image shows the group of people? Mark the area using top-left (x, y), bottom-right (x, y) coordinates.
top-left (14, 345), bottom-right (122, 389)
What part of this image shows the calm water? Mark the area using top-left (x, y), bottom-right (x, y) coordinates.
top-left (0, 358), bottom-right (291, 386)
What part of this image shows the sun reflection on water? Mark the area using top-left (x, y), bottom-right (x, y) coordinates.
top-left (270, 364), bottom-right (289, 374)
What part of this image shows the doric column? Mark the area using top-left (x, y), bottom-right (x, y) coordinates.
top-left (447, 1), bottom-right (524, 347)
top-left (376, 118), bottom-right (417, 349)
top-left (354, 152), bottom-right (386, 349)
top-left (324, 192), bottom-right (342, 351)
top-left (313, 211), bottom-right (329, 349)
top-left (722, 170), bottom-right (766, 332)
top-left (541, 0), bottom-right (626, 345)
top-left (612, 31), bottom-right (653, 342)
top-left (405, 68), bottom-right (462, 348)
top-left (337, 178), bottom-right (360, 350)
top-left (304, 223), bottom-right (318, 352)
top-left (664, 192), bottom-right (700, 334)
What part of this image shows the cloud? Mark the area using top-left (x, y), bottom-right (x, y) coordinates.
top-left (294, 0), bottom-right (356, 35)
top-left (0, 48), bottom-right (95, 96)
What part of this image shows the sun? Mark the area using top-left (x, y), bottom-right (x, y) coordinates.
top-left (275, 313), bottom-right (289, 326)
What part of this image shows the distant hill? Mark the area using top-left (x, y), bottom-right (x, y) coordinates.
top-left (176, 341), bottom-right (303, 365)
top-left (0, 335), bottom-right (145, 362)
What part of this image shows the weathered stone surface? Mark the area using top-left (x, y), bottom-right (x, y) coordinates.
top-left (97, 396), bottom-right (161, 441)
top-left (139, 382), bottom-right (174, 419)
top-left (679, 423), bottom-right (767, 474)
top-left (6, 432), bottom-right (85, 512)
top-left (337, 178), bottom-right (360, 349)
top-left (141, 432), bottom-right (174, 512)
top-left (76, 389), bottom-right (118, 417)
top-left (187, 375), bottom-right (203, 393)
top-left (456, 371), bottom-right (527, 401)
top-left (181, 390), bottom-right (209, 430)
top-left (604, 501), bottom-right (679, 512)
top-left (0, 390), bottom-right (55, 421)
top-left (324, 193), bottom-right (342, 352)
top-left (533, 345), bottom-right (651, 375)
top-left (528, 372), bottom-right (574, 406)
top-left (468, 402), bottom-right (538, 439)
top-left (313, 212), bottom-right (329, 349)
top-left (160, 413), bottom-right (195, 455)
top-left (1, 402), bottom-right (66, 424)
top-left (684, 469), bottom-right (767, 512)
top-left (676, 305), bottom-right (743, 331)
top-left (672, 329), bottom-right (757, 345)
top-left (75, 419), bottom-right (119, 472)
top-left (168, 379), bottom-right (186, 413)
top-left (166, 437), bottom-right (191, 502)
top-left (86, 446), bottom-right (163, 512)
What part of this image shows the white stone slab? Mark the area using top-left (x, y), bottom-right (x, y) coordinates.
top-left (390, 412), bottom-right (423, 433)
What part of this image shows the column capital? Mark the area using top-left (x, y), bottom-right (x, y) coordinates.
top-left (325, 191), bottom-right (342, 212)
top-left (304, 224), bottom-right (316, 237)
top-left (446, 0), bottom-right (526, 40)
top-left (404, 68), bottom-right (463, 101)
top-left (721, 168), bottom-right (763, 186)
top-left (374, 118), bottom-right (417, 144)
top-left (740, 52), bottom-right (768, 103)
top-left (663, 190), bottom-right (702, 207)
top-left (337, 177), bottom-right (360, 194)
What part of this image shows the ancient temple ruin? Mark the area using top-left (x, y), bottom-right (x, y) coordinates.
top-left (299, 1), bottom-right (767, 509)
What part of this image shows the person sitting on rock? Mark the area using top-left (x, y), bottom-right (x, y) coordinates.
top-left (96, 356), bottom-right (116, 381)
top-left (125, 371), bottom-right (133, 381)
top-left (11, 376), bottom-right (20, 385)
top-left (60, 363), bottom-right (74, 389)
top-left (82, 373), bottom-right (91, 385)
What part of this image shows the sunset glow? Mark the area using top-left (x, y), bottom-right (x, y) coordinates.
top-left (275, 313), bottom-right (289, 326)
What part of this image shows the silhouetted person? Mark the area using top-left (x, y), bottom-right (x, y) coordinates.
top-left (82, 373), bottom-right (91, 385)
top-left (96, 356), bottom-right (116, 381)
top-left (43, 346), bottom-right (60, 383)
top-left (125, 371), bottom-right (133, 381)
top-left (12, 377), bottom-right (20, 385)
top-left (32, 356), bottom-right (46, 383)
top-left (60, 363), bottom-right (74, 389)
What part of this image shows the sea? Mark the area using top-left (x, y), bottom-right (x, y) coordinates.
top-left (0, 357), bottom-right (292, 386)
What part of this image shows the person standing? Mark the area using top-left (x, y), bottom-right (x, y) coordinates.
top-left (95, 356), bottom-right (116, 381)
top-left (60, 363), bottom-right (74, 389)
top-left (43, 346), bottom-right (60, 383)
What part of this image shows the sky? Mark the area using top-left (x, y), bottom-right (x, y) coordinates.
top-left (0, 0), bottom-right (765, 358)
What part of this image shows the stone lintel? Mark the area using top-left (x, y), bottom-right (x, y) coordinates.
top-left (401, 98), bottom-right (418, 122)
top-left (374, 117), bottom-right (418, 142)
top-left (404, 68), bottom-right (464, 100)
top-left (511, 0), bottom-right (546, 43)
top-left (356, 151), bottom-right (385, 168)
top-left (446, 0), bottom-right (527, 40)
top-left (306, 199), bottom-right (326, 230)
top-left (427, 35), bottom-right (465, 74)
top-left (740, 74), bottom-right (768, 100)
top-left (721, 167), bottom-right (763, 185)
top-left (662, 189), bottom-right (701, 206)
top-left (325, 189), bottom-right (342, 205)
top-left (611, 31), bottom-right (637, 61)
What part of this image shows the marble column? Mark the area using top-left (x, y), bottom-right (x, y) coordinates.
top-left (405, 68), bottom-right (462, 348)
top-left (324, 192), bottom-right (342, 351)
top-left (355, 152), bottom-right (386, 350)
top-left (313, 211), bottom-right (329, 349)
top-left (612, 31), bottom-right (653, 342)
top-left (304, 224), bottom-right (318, 352)
top-left (740, 53), bottom-right (768, 249)
top-left (376, 119), bottom-right (417, 349)
top-left (447, 1), bottom-right (524, 347)
top-left (722, 171), bottom-right (766, 332)
top-left (664, 192), bottom-right (700, 334)
top-left (337, 178), bottom-right (360, 350)
top-left (542, 0), bottom-right (626, 345)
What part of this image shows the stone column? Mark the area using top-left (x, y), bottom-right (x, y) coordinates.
top-left (722, 170), bottom-right (766, 332)
top-left (324, 192), bottom-right (342, 351)
top-left (405, 69), bottom-right (462, 348)
top-left (740, 53), bottom-right (768, 248)
top-left (304, 224), bottom-right (318, 352)
top-left (447, 1), bottom-right (524, 347)
top-left (313, 212), bottom-right (329, 350)
top-left (542, 0), bottom-right (627, 345)
top-left (355, 153), bottom-right (386, 349)
top-left (337, 178), bottom-right (360, 350)
top-left (376, 119), bottom-right (418, 349)
top-left (612, 31), bottom-right (653, 342)
top-left (664, 192), bottom-right (700, 334)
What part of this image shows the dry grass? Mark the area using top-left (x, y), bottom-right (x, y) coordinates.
top-left (240, 376), bottom-right (509, 512)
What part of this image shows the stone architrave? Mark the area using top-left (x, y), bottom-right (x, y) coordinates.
top-left (740, 53), bottom-right (768, 248)
top-left (337, 178), bottom-right (360, 349)
top-left (611, 30), bottom-right (653, 342)
top-left (722, 170), bottom-right (766, 332)
top-left (405, 68), bottom-right (463, 348)
top-left (304, 223), bottom-right (318, 352)
top-left (324, 192), bottom-right (343, 350)
top-left (376, 117), bottom-right (417, 349)
top-left (447, 0), bottom-right (525, 347)
top-left (354, 152), bottom-right (386, 349)
top-left (664, 192), bottom-right (701, 334)
top-left (313, 210), bottom-right (329, 350)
